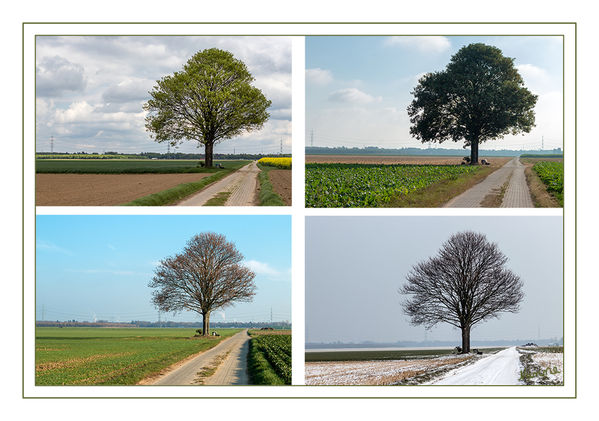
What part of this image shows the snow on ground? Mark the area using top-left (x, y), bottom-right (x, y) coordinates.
top-left (531, 352), bottom-right (563, 384)
top-left (431, 347), bottom-right (522, 385)
top-left (305, 355), bottom-right (471, 385)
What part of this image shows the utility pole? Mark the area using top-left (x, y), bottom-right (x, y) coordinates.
top-left (167, 143), bottom-right (170, 155)
top-left (310, 129), bottom-right (314, 147)
top-left (270, 307), bottom-right (273, 324)
top-left (280, 138), bottom-right (283, 155)
top-left (50, 136), bottom-right (54, 153)
top-left (542, 136), bottom-right (544, 151)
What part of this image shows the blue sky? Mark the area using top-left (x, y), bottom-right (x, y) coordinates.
top-left (306, 216), bottom-right (563, 344)
top-left (306, 36), bottom-right (563, 151)
top-left (36, 36), bottom-right (292, 155)
top-left (36, 215), bottom-right (291, 323)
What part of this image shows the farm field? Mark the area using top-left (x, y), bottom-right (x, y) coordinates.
top-left (305, 346), bottom-right (563, 385)
top-left (35, 159), bottom-right (249, 206)
top-left (268, 170), bottom-right (292, 205)
top-left (247, 330), bottom-right (291, 385)
top-left (305, 347), bottom-right (481, 385)
top-left (256, 157), bottom-right (292, 206)
top-left (306, 155), bottom-right (472, 165)
top-left (36, 159), bottom-right (248, 174)
top-left (305, 155), bottom-right (511, 208)
top-left (521, 157), bottom-right (564, 207)
top-left (36, 173), bottom-right (214, 206)
top-left (35, 327), bottom-right (241, 385)
top-left (306, 162), bottom-right (480, 208)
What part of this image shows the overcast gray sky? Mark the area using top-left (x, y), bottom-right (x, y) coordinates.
top-left (36, 36), bottom-right (291, 154)
top-left (305, 216), bottom-right (563, 344)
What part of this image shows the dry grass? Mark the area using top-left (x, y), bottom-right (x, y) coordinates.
top-left (192, 351), bottom-right (231, 384)
top-left (480, 179), bottom-right (509, 207)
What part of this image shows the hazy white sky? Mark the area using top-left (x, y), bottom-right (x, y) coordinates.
top-left (306, 36), bottom-right (563, 151)
top-left (305, 216), bottom-right (563, 344)
top-left (36, 36), bottom-right (292, 154)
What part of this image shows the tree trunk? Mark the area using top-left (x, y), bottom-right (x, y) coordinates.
top-left (461, 326), bottom-right (471, 353)
top-left (202, 311), bottom-right (211, 336)
top-left (470, 139), bottom-right (479, 165)
top-left (205, 141), bottom-right (214, 168)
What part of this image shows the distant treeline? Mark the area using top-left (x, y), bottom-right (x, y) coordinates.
top-left (520, 153), bottom-right (564, 158)
top-left (36, 320), bottom-right (291, 329)
top-left (37, 152), bottom-right (291, 160)
top-left (306, 337), bottom-right (563, 349)
top-left (306, 146), bottom-right (563, 157)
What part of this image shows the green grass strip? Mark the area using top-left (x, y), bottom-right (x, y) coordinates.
top-left (256, 163), bottom-right (286, 206)
top-left (121, 170), bottom-right (233, 206)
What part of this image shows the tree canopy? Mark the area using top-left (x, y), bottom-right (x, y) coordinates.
top-left (408, 43), bottom-right (538, 164)
top-left (400, 231), bottom-right (524, 353)
top-left (144, 48), bottom-right (271, 167)
top-left (149, 232), bottom-right (256, 336)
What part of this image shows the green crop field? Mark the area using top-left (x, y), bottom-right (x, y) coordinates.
top-left (35, 327), bottom-right (241, 385)
top-left (532, 161), bottom-right (564, 205)
top-left (36, 159), bottom-right (249, 174)
top-left (247, 332), bottom-right (291, 385)
top-left (305, 163), bottom-right (480, 207)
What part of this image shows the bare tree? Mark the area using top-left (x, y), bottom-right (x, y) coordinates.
top-left (400, 231), bottom-right (523, 353)
top-left (149, 232), bottom-right (256, 336)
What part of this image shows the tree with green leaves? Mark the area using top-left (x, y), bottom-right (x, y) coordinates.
top-left (144, 48), bottom-right (271, 168)
top-left (408, 43), bottom-right (538, 164)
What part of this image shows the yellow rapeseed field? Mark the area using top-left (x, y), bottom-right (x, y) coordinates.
top-left (258, 157), bottom-right (292, 169)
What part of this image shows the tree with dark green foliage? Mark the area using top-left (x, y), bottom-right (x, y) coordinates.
top-left (144, 48), bottom-right (271, 168)
top-left (408, 43), bottom-right (538, 165)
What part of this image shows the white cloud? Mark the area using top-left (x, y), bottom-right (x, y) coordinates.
top-left (385, 36), bottom-right (451, 54)
top-left (328, 88), bottom-right (381, 104)
top-left (516, 64), bottom-right (552, 93)
top-left (306, 68), bottom-right (333, 85)
top-left (36, 55), bottom-right (87, 97)
top-left (244, 260), bottom-right (283, 278)
top-left (36, 240), bottom-right (73, 255)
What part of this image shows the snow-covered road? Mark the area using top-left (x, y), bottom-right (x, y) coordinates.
top-left (432, 347), bottom-right (522, 385)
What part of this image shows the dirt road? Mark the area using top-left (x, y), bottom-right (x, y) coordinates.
top-left (432, 347), bottom-right (522, 385)
top-left (149, 329), bottom-right (251, 385)
top-left (444, 157), bottom-right (533, 208)
top-left (178, 161), bottom-right (259, 206)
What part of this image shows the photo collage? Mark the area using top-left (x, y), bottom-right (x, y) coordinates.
top-left (24, 22), bottom-right (575, 398)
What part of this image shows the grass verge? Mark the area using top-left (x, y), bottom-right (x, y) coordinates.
top-left (385, 165), bottom-right (497, 208)
top-left (480, 179), bottom-right (509, 207)
top-left (256, 163), bottom-right (286, 206)
top-left (203, 191), bottom-right (231, 206)
top-left (121, 164), bottom-right (245, 206)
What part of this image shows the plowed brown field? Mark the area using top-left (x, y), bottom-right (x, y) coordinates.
top-left (36, 173), bottom-right (214, 206)
top-left (269, 169), bottom-right (292, 205)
